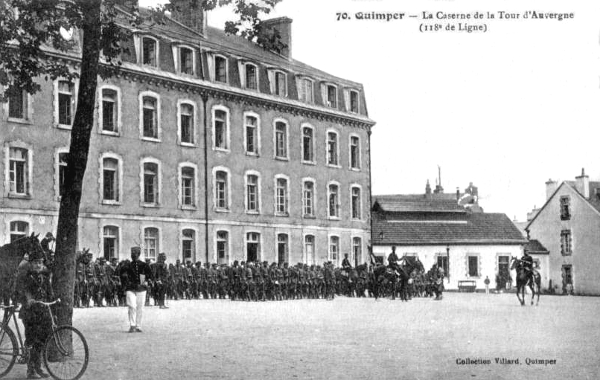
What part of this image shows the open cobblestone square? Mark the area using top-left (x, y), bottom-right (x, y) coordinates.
top-left (6, 293), bottom-right (600, 380)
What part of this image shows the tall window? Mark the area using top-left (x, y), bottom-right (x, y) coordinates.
top-left (302, 126), bottom-right (314, 162)
top-left (58, 80), bottom-right (74, 126)
top-left (9, 221), bottom-right (29, 243)
top-left (350, 136), bottom-right (360, 169)
top-left (437, 255), bottom-right (449, 276)
top-left (143, 162), bottom-right (159, 205)
top-left (350, 90), bottom-right (359, 113)
top-left (179, 103), bottom-right (194, 144)
top-left (102, 157), bottom-right (119, 202)
top-left (561, 230), bottom-right (572, 255)
top-left (275, 121), bottom-right (287, 158)
top-left (214, 56), bottom-right (227, 83)
top-left (7, 87), bottom-right (27, 120)
top-left (103, 226), bottom-right (119, 260)
top-left (246, 232), bottom-right (260, 262)
top-left (274, 71), bottom-right (286, 96)
top-left (275, 177), bottom-right (289, 215)
top-left (179, 47), bottom-right (194, 75)
top-left (181, 166), bottom-right (195, 207)
top-left (245, 64), bottom-right (258, 90)
top-left (560, 196), bottom-right (571, 221)
top-left (468, 256), bottom-right (479, 277)
top-left (142, 96), bottom-right (158, 139)
top-left (299, 78), bottom-right (314, 103)
top-left (144, 227), bottom-right (159, 260)
top-left (329, 236), bottom-right (339, 263)
top-left (277, 234), bottom-right (288, 264)
top-left (353, 237), bottom-right (362, 264)
top-left (58, 152), bottom-right (68, 197)
top-left (182, 229), bottom-right (195, 261)
top-left (326, 85), bottom-right (337, 108)
top-left (304, 235), bottom-right (315, 265)
top-left (245, 115), bottom-right (258, 155)
top-left (303, 181), bottom-right (315, 217)
top-left (327, 132), bottom-right (338, 166)
top-left (215, 170), bottom-right (229, 210)
top-left (328, 184), bottom-right (340, 218)
top-left (214, 109), bottom-right (228, 150)
top-left (9, 147), bottom-right (29, 196)
top-left (246, 174), bottom-right (259, 213)
top-left (142, 37), bottom-right (157, 67)
top-left (217, 231), bottom-right (229, 264)
top-left (351, 186), bottom-right (361, 219)
top-left (101, 89), bottom-right (118, 133)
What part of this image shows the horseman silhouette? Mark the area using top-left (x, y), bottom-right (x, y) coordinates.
top-left (510, 251), bottom-right (541, 306)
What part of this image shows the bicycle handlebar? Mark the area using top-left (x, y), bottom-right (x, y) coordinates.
top-left (33, 298), bottom-right (61, 307)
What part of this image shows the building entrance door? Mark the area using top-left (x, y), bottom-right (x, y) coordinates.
top-left (562, 265), bottom-right (573, 294)
top-left (498, 256), bottom-right (510, 290)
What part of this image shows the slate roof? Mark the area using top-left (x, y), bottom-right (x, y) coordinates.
top-left (524, 239), bottom-right (549, 254)
top-left (565, 181), bottom-right (600, 213)
top-left (373, 212), bottom-right (526, 246)
top-left (373, 194), bottom-right (465, 213)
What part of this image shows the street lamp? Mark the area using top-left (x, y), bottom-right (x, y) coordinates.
top-left (446, 245), bottom-right (450, 283)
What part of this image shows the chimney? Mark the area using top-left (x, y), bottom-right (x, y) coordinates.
top-left (456, 187), bottom-right (460, 201)
top-left (262, 17), bottom-right (293, 58)
top-left (425, 180), bottom-right (431, 196)
top-left (170, 0), bottom-right (206, 35)
top-left (575, 168), bottom-right (590, 198)
top-left (545, 179), bottom-right (558, 200)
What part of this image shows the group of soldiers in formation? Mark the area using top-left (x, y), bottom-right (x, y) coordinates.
top-left (73, 251), bottom-right (446, 307)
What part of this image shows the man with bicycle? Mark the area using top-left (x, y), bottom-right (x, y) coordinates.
top-left (18, 248), bottom-right (53, 378)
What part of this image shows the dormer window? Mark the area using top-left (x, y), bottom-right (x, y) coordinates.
top-left (298, 77), bottom-right (314, 103)
top-left (214, 55), bottom-right (228, 83)
top-left (142, 37), bottom-right (158, 67)
top-left (178, 46), bottom-right (194, 75)
top-left (268, 70), bottom-right (287, 97)
top-left (350, 90), bottom-right (359, 113)
top-left (245, 64), bottom-right (258, 90)
top-left (326, 84), bottom-right (337, 108)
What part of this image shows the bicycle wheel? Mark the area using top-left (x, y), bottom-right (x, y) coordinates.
top-left (43, 326), bottom-right (88, 380)
top-left (0, 326), bottom-right (17, 378)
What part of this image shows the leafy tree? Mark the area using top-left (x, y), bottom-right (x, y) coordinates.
top-left (0, 0), bottom-right (283, 327)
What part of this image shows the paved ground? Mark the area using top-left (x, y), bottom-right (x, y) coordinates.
top-left (5, 292), bottom-right (600, 380)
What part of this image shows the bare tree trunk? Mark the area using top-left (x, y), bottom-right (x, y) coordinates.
top-left (53, 0), bottom-right (102, 327)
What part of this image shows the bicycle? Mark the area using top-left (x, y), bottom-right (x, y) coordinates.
top-left (0, 299), bottom-right (89, 380)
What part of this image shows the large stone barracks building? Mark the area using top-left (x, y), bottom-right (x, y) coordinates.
top-left (0, 3), bottom-right (375, 265)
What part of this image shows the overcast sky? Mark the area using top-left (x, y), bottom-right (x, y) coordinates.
top-left (142, 0), bottom-right (600, 220)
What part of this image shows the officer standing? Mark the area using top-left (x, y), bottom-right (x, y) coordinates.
top-left (119, 247), bottom-right (153, 333)
top-left (18, 248), bottom-right (54, 379)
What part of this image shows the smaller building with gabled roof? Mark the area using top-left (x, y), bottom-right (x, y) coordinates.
top-left (372, 182), bottom-right (526, 291)
top-left (526, 169), bottom-right (600, 295)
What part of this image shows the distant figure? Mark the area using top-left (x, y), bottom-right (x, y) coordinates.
top-left (387, 246), bottom-right (399, 269)
top-left (484, 276), bottom-right (490, 295)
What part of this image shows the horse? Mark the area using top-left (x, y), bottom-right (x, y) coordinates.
top-left (396, 257), bottom-right (424, 301)
top-left (510, 257), bottom-right (541, 306)
top-left (0, 233), bottom-right (47, 306)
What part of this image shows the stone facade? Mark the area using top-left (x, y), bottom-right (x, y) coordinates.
top-left (0, 5), bottom-right (374, 265)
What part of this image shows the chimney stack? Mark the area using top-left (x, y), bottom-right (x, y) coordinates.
top-left (545, 179), bottom-right (558, 200)
top-left (456, 187), bottom-right (460, 201)
top-left (262, 17), bottom-right (293, 58)
top-left (170, 0), bottom-right (206, 35)
top-left (425, 180), bottom-right (432, 196)
top-left (575, 168), bottom-right (590, 198)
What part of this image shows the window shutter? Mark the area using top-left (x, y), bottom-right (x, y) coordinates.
top-left (238, 61), bottom-right (246, 88)
top-left (343, 88), bottom-right (351, 112)
top-left (172, 45), bottom-right (179, 72)
top-left (205, 52), bottom-right (215, 81)
top-left (295, 76), bottom-right (303, 100)
top-left (133, 35), bottom-right (141, 63)
top-left (320, 83), bottom-right (327, 106)
top-left (267, 70), bottom-right (276, 94)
